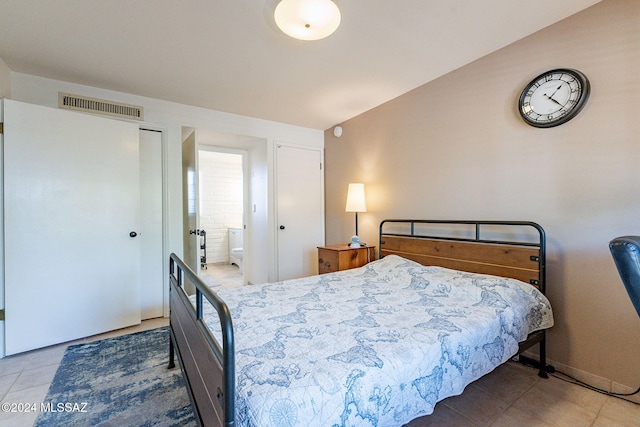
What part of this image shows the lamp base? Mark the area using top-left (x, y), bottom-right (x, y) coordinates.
top-left (349, 235), bottom-right (361, 248)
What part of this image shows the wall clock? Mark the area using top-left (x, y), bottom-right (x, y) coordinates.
top-left (518, 68), bottom-right (590, 128)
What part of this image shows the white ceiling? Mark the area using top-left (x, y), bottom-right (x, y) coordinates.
top-left (0, 0), bottom-right (601, 130)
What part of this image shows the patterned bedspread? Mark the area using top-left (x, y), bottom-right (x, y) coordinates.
top-left (201, 255), bottom-right (554, 427)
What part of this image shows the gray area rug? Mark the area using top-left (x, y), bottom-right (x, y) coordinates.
top-left (34, 326), bottom-right (196, 426)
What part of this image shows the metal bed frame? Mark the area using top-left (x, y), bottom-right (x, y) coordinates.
top-left (169, 219), bottom-right (550, 427)
top-left (168, 254), bottom-right (235, 426)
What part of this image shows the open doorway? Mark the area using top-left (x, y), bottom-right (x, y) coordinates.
top-left (182, 127), bottom-right (269, 287)
top-left (198, 148), bottom-right (245, 289)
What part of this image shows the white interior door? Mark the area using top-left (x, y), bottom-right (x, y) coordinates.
top-left (139, 129), bottom-right (164, 319)
top-left (276, 144), bottom-right (324, 280)
top-left (3, 99), bottom-right (141, 355)
top-left (182, 131), bottom-right (199, 294)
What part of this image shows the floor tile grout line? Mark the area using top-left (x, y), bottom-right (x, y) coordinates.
top-left (0, 372), bottom-right (21, 403)
top-left (490, 373), bottom-right (543, 426)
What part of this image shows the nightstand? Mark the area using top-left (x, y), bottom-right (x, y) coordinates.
top-left (317, 244), bottom-right (376, 274)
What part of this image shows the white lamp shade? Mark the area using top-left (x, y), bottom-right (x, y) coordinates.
top-left (345, 183), bottom-right (366, 212)
top-left (274, 0), bottom-right (341, 41)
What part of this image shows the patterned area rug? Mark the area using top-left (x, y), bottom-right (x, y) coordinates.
top-left (34, 327), bottom-right (196, 427)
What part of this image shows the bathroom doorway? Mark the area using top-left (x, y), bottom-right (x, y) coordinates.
top-left (198, 147), bottom-right (246, 289)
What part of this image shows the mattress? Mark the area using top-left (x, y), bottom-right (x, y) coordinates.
top-left (201, 254), bottom-right (554, 426)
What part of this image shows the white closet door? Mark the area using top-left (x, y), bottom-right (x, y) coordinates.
top-left (3, 99), bottom-right (141, 355)
top-left (276, 144), bottom-right (324, 280)
top-left (139, 129), bottom-right (164, 319)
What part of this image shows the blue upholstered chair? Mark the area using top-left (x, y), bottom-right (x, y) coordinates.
top-left (609, 236), bottom-right (640, 317)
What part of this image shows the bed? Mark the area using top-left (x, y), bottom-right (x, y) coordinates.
top-left (168, 220), bottom-right (554, 427)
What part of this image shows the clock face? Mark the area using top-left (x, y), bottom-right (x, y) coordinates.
top-left (518, 69), bottom-right (590, 128)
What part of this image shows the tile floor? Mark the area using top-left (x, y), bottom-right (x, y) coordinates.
top-left (200, 263), bottom-right (244, 289)
top-left (405, 361), bottom-right (640, 426)
top-left (2, 267), bottom-right (639, 426)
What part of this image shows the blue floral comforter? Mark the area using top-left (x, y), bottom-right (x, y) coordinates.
top-left (202, 255), bottom-right (554, 426)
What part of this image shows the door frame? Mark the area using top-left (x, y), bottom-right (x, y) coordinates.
top-left (0, 101), bottom-right (5, 357)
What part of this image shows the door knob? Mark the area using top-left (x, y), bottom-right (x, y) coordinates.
top-left (129, 231), bottom-right (138, 238)
top-left (279, 225), bottom-right (285, 230)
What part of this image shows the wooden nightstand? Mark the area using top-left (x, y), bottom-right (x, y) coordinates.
top-left (317, 244), bottom-right (376, 274)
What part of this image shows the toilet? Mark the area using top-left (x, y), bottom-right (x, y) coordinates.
top-left (228, 227), bottom-right (243, 273)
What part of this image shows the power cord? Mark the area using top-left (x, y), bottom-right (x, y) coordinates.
top-left (519, 359), bottom-right (640, 406)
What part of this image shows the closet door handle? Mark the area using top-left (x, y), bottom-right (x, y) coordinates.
top-left (129, 231), bottom-right (138, 238)
top-left (279, 225), bottom-right (285, 230)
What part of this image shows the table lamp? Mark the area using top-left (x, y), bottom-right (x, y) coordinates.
top-left (345, 183), bottom-right (366, 247)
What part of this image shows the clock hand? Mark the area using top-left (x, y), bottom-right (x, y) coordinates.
top-left (548, 97), bottom-right (564, 108)
top-left (542, 90), bottom-right (564, 108)
top-left (543, 83), bottom-right (564, 102)
top-left (549, 84), bottom-right (562, 98)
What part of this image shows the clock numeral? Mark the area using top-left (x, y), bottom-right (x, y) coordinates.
top-left (522, 103), bottom-right (534, 115)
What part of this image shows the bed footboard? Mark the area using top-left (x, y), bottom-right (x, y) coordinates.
top-left (169, 253), bottom-right (235, 427)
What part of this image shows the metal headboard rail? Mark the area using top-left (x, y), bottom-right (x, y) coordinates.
top-left (379, 220), bottom-right (547, 294)
top-left (169, 253), bottom-right (236, 425)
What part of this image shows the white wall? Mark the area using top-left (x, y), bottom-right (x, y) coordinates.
top-left (248, 142), bottom-right (269, 284)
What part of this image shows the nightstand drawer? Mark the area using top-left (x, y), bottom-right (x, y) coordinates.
top-left (318, 245), bottom-right (375, 273)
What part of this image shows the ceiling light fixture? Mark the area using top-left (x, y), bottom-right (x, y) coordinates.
top-left (274, 0), bottom-right (341, 41)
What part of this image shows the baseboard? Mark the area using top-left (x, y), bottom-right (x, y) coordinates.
top-left (520, 350), bottom-right (640, 404)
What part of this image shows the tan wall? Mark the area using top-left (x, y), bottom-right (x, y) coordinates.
top-left (324, 0), bottom-right (640, 388)
top-left (0, 57), bottom-right (10, 98)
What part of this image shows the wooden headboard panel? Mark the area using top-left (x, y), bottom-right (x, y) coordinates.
top-left (379, 220), bottom-right (546, 292)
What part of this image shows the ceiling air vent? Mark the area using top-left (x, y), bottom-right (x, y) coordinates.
top-left (58, 92), bottom-right (144, 121)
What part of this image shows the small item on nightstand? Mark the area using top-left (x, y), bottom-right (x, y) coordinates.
top-left (350, 235), bottom-right (361, 248)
